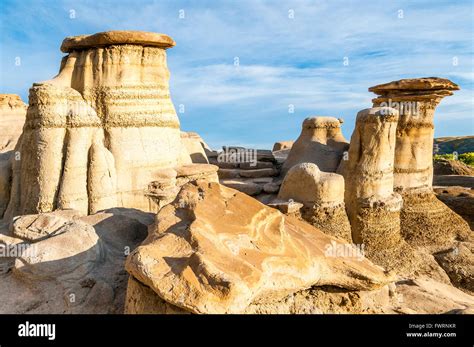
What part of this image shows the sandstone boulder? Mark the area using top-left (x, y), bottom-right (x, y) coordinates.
top-left (125, 181), bottom-right (392, 314)
top-left (278, 163), bottom-right (351, 241)
top-left (13, 217), bottom-right (102, 282)
top-left (0, 208), bottom-right (151, 313)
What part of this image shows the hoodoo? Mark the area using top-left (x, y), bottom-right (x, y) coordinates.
top-left (2, 31), bottom-right (198, 219)
top-left (281, 117), bottom-right (349, 176)
top-left (369, 78), bottom-right (470, 248)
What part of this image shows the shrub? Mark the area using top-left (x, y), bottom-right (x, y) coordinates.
top-left (434, 152), bottom-right (474, 168)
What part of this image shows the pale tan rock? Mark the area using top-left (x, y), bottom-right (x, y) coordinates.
top-left (370, 77), bottom-right (470, 248)
top-left (268, 200), bottom-right (303, 214)
top-left (87, 141), bottom-right (118, 214)
top-left (4, 85), bottom-right (107, 218)
top-left (4, 31), bottom-right (194, 218)
top-left (281, 117), bottom-right (349, 175)
top-left (0, 94), bottom-right (26, 153)
top-left (13, 218), bottom-right (101, 282)
top-left (175, 164), bottom-right (219, 186)
top-left (125, 275), bottom-right (393, 314)
top-left (278, 163), bottom-right (351, 241)
top-left (219, 179), bottom-right (263, 196)
top-left (0, 208), bottom-right (151, 314)
top-left (0, 95), bottom-right (26, 217)
top-left (272, 141), bottom-right (293, 151)
top-left (369, 77), bottom-right (459, 192)
top-left (125, 181), bottom-right (392, 314)
top-left (217, 168), bottom-right (241, 179)
top-left (10, 212), bottom-right (76, 241)
top-left (180, 131), bottom-right (210, 164)
top-left (393, 278), bottom-right (474, 314)
top-left (146, 164), bottom-right (218, 210)
top-left (340, 107), bottom-right (420, 272)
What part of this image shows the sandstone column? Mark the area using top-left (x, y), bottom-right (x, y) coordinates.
top-left (369, 78), bottom-right (470, 248)
top-left (4, 31), bottom-right (192, 219)
top-left (281, 117), bottom-right (349, 176)
top-left (341, 107), bottom-right (414, 270)
top-left (58, 31), bottom-right (188, 211)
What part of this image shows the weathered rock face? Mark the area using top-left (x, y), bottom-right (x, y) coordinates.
top-left (369, 77), bottom-right (470, 248)
top-left (340, 107), bottom-right (416, 271)
top-left (3, 31), bottom-right (193, 219)
top-left (435, 241), bottom-right (474, 295)
top-left (281, 117), bottom-right (349, 176)
top-left (0, 94), bottom-right (27, 153)
top-left (5, 84), bottom-right (115, 218)
top-left (125, 275), bottom-right (474, 314)
top-left (0, 208), bottom-right (152, 314)
top-left (277, 163), bottom-right (351, 241)
top-left (0, 95), bottom-right (27, 217)
top-left (180, 132), bottom-right (210, 164)
top-left (125, 180), bottom-right (392, 314)
top-left (146, 164), bottom-right (219, 210)
top-left (272, 140), bottom-right (293, 151)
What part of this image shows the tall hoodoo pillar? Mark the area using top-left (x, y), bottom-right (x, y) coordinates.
top-left (369, 78), bottom-right (470, 248)
top-left (369, 77), bottom-right (458, 192)
top-left (341, 107), bottom-right (416, 270)
top-left (4, 31), bottom-right (191, 219)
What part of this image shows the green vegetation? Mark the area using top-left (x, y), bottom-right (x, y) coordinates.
top-left (434, 152), bottom-right (474, 167)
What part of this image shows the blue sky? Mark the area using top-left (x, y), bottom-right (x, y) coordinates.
top-left (1, 0), bottom-right (473, 149)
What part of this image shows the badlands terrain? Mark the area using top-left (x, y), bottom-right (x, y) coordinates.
top-left (0, 31), bottom-right (473, 314)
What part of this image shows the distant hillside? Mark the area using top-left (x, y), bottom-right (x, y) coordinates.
top-left (434, 136), bottom-right (474, 155)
